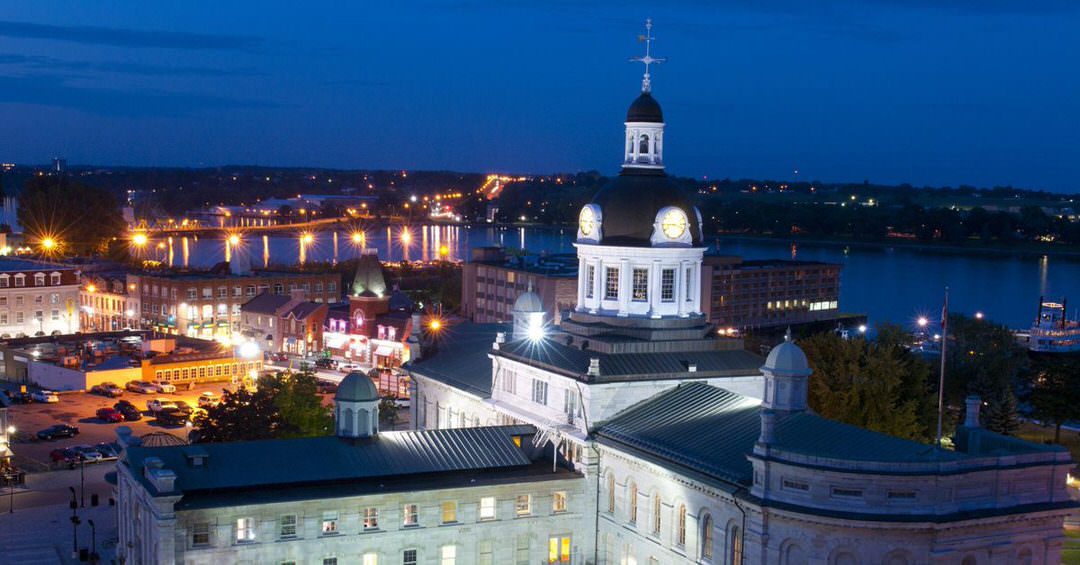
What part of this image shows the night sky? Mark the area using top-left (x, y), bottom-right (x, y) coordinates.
top-left (0, 1), bottom-right (1077, 191)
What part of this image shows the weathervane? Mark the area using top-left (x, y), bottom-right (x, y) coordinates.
top-left (630, 18), bottom-right (665, 93)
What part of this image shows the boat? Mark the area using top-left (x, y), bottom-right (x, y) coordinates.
top-left (1022, 297), bottom-right (1080, 354)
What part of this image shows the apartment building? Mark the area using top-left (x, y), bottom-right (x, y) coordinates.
top-left (0, 257), bottom-right (80, 337)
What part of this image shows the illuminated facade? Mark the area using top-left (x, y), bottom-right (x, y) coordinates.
top-left (0, 257), bottom-right (80, 338)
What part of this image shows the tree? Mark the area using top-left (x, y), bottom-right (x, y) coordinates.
top-left (194, 370), bottom-right (332, 443)
top-left (799, 330), bottom-right (935, 442)
top-left (982, 388), bottom-right (1021, 436)
top-left (1030, 358), bottom-right (1080, 443)
top-left (17, 175), bottom-right (126, 256)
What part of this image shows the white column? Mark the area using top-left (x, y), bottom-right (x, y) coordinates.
top-left (577, 257), bottom-right (587, 311)
top-left (649, 259), bottom-right (661, 318)
top-left (618, 259), bottom-right (630, 316)
top-left (677, 260), bottom-right (689, 317)
top-left (592, 261), bottom-right (602, 314)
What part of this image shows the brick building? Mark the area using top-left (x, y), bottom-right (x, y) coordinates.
top-left (130, 265), bottom-right (340, 342)
top-left (79, 272), bottom-right (138, 332)
top-left (700, 255), bottom-right (842, 331)
top-left (239, 291), bottom-right (329, 356)
top-left (0, 257), bottom-right (80, 338)
top-left (460, 248), bottom-right (578, 325)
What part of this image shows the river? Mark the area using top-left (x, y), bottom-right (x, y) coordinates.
top-left (137, 225), bottom-right (1079, 330)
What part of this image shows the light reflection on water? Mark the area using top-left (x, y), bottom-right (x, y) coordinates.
top-left (132, 226), bottom-right (1080, 329)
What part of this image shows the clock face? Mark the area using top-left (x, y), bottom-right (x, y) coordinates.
top-left (579, 206), bottom-right (596, 236)
top-left (661, 208), bottom-right (688, 239)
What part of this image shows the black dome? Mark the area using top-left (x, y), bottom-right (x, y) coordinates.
top-left (589, 169), bottom-right (702, 247)
top-left (626, 92), bottom-right (663, 123)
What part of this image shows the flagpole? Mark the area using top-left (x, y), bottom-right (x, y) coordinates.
top-left (935, 286), bottom-right (949, 449)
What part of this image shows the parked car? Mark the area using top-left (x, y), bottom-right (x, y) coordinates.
top-left (315, 379), bottom-right (339, 394)
top-left (95, 407), bottom-right (125, 423)
top-left (31, 390), bottom-right (60, 403)
top-left (114, 403), bottom-right (142, 421)
top-left (90, 382), bottom-right (124, 397)
top-left (315, 358), bottom-right (338, 370)
top-left (155, 407), bottom-right (189, 427)
top-left (146, 398), bottom-right (178, 413)
top-left (94, 442), bottom-right (121, 460)
top-left (339, 363), bottom-right (363, 373)
top-left (36, 424), bottom-right (79, 440)
top-left (126, 380), bottom-right (156, 394)
top-left (69, 445), bottom-right (103, 463)
top-left (150, 380), bottom-right (176, 394)
top-left (114, 399), bottom-right (136, 411)
top-left (197, 392), bottom-right (219, 408)
top-left (4, 390), bottom-right (31, 404)
top-left (270, 352), bottom-right (289, 362)
top-left (173, 400), bottom-right (194, 415)
top-left (49, 448), bottom-right (80, 466)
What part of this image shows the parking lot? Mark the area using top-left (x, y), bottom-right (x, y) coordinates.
top-left (4, 380), bottom-right (336, 471)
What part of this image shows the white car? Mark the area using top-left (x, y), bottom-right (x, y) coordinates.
top-left (339, 363), bottom-right (364, 373)
top-left (197, 392), bottom-right (219, 408)
top-left (146, 398), bottom-right (179, 413)
top-left (31, 390), bottom-right (60, 403)
top-left (151, 381), bottom-right (176, 394)
top-left (69, 445), bottom-right (103, 463)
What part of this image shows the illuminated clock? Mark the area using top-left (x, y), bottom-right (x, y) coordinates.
top-left (579, 206), bottom-right (596, 236)
top-left (661, 208), bottom-right (688, 239)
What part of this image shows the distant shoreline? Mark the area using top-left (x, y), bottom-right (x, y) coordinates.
top-left (711, 233), bottom-right (1080, 260)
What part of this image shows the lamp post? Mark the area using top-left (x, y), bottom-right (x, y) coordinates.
top-left (68, 486), bottom-right (80, 558)
top-left (87, 518), bottom-right (98, 563)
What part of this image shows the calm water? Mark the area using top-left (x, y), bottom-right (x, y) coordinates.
top-left (141, 226), bottom-right (1080, 329)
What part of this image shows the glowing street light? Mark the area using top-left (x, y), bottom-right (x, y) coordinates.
top-left (857, 324), bottom-right (867, 333)
top-left (302, 233), bottom-right (314, 244)
top-left (429, 319), bottom-right (442, 332)
top-left (228, 234), bottom-right (241, 246)
top-left (438, 244), bottom-right (449, 258)
top-left (916, 316), bottom-right (929, 328)
top-left (975, 311), bottom-right (985, 320)
top-left (131, 233), bottom-right (148, 247)
top-left (40, 237), bottom-right (57, 251)
top-left (351, 231), bottom-right (364, 245)
top-left (86, 284), bottom-right (96, 293)
top-left (400, 228), bottom-right (412, 245)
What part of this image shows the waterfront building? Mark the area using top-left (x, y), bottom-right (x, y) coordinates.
top-left (115, 373), bottom-right (583, 565)
top-left (130, 263), bottom-right (339, 342)
top-left (79, 272), bottom-right (138, 332)
top-left (0, 257), bottom-right (80, 337)
top-left (0, 331), bottom-right (261, 391)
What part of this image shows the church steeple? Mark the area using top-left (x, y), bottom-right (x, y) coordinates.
top-left (623, 19), bottom-right (665, 171)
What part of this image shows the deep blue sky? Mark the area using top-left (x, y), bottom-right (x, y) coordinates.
top-left (0, 1), bottom-right (1077, 191)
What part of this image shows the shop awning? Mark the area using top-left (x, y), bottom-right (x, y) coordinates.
top-left (373, 345), bottom-right (395, 357)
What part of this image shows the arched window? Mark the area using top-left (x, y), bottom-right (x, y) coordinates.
top-left (700, 513), bottom-right (714, 560)
top-left (727, 524), bottom-right (741, 564)
top-left (342, 408), bottom-right (354, 434)
top-left (831, 552), bottom-right (856, 565)
top-left (675, 504), bottom-right (686, 546)
top-left (652, 494), bottom-right (661, 534)
top-left (607, 474), bottom-right (615, 513)
top-left (783, 542), bottom-right (807, 565)
top-left (639, 134), bottom-right (650, 155)
top-left (628, 482), bottom-right (638, 524)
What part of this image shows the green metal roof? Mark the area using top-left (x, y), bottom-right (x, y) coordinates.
top-left (406, 322), bottom-right (507, 397)
top-left (124, 426), bottom-right (534, 495)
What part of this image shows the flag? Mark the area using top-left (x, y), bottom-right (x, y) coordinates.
top-left (638, 35), bottom-right (647, 42)
top-left (941, 291), bottom-right (949, 332)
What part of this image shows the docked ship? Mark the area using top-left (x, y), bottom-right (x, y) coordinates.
top-left (1018, 297), bottom-right (1080, 353)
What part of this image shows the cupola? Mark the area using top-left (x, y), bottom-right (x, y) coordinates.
top-left (335, 371), bottom-right (380, 438)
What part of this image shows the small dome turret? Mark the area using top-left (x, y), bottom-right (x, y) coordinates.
top-left (760, 329), bottom-right (812, 413)
top-left (513, 284), bottom-right (544, 314)
top-left (763, 333), bottom-right (812, 378)
top-left (626, 92), bottom-right (663, 123)
top-left (335, 371), bottom-right (380, 439)
top-left (336, 371), bottom-right (379, 403)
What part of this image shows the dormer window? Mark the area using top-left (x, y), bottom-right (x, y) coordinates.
top-left (14, 274), bottom-right (25, 287)
top-left (34, 273), bottom-right (45, 286)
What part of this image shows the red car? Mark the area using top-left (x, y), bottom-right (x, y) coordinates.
top-left (49, 448), bottom-right (79, 466)
top-left (95, 408), bottom-right (125, 423)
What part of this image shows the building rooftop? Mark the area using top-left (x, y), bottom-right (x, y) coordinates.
top-left (1, 331), bottom-right (231, 373)
top-left (406, 322), bottom-right (507, 397)
top-left (240, 292), bottom-right (293, 315)
top-left (135, 268), bottom-right (334, 282)
top-left (0, 257), bottom-right (76, 272)
top-left (123, 425), bottom-right (540, 496)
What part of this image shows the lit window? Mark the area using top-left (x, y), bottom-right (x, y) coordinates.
top-left (607, 474), bottom-right (615, 513)
top-left (280, 514), bottom-right (297, 538)
top-left (363, 507), bottom-right (379, 529)
top-left (676, 505), bottom-right (686, 546)
top-left (515, 494), bottom-right (531, 517)
top-left (236, 517), bottom-right (255, 542)
top-left (685, 267), bottom-right (693, 301)
top-left (661, 269), bottom-right (675, 302)
top-left (701, 514), bottom-right (714, 560)
top-left (479, 496), bottom-right (496, 521)
top-left (440, 545), bottom-right (456, 565)
top-left (321, 512), bottom-right (339, 535)
top-left (652, 494), bottom-right (661, 534)
top-left (362, 554), bottom-right (377, 565)
top-left (403, 504), bottom-right (418, 526)
top-left (629, 483), bottom-right (638, 524)
top-left (441, 501), bottom-right (457, 523)
top-left (631, 268), bottom-right (648, 302)
top-left (604, 267), bottom-right (619, 300)
top-left (548, 535), bottom-right (571, 564)
top-left (553, 491), bottom-right (567, 513)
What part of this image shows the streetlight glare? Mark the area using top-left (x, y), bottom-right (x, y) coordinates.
top-left (351, 232), bottom-right (364, 244)
top-left (400, 229), bottom-right (412, 245)
top-left (41, 237), bottom-right (57, 250)
top-left (302, 233), bottom-right (314, 244)
top-left (917, 316), bottom-right (929, 327)
top-left (228, 234), bottom-right (241, 245)
top-left (132, 233), bottom-right (148, 246)
top-left (429, 319), bottom-right (442, 331)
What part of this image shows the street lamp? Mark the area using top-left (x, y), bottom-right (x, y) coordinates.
top-left (87, 518), bottom-right (98, 563)
top-left (68, 486), bottom-right (80, 558)
top-left (131, 233), bottom-right (148, 247)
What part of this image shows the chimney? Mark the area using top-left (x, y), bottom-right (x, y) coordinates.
top-left (687, 363), bottom-right (698, 373)
top-left (494, 332), bottom-right (506, 350)
top-left (964, 395), bottom-right (981, 428)
top-left (587, 357), bottom-right (600, 377)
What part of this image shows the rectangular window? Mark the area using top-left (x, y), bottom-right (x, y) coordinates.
top-left (553, 491), bottom-right (567, 513)
top-left (246, 285), bottom-right (256, 296)
top-left (661, 269), bottom-right (675, 302)
top-left (685, 267), bottom-right (693, 301)
top-left (832, 487), bottom-right (863, 498)
top-left (548, 535), bottom-right (571, 564)
top-left (888, 490), bottom-right (917, 500)
top-left (321, 511), bottom-right (339, 535)
top-left (441, 501), bottom-right (458, 524)
top-left (631, 268), bottom-right (648, 302)
top-left (51, 309), bottom-right (58, 320)
top-left (236, 517), bottom-right (255, 542)
top-left (192, 522), bottom-right (210, 546)
top-left (531, 379), bottom-right (548, 405)
top-left (362, 554), bottom-right (377, 565)
top-left (501, 370), bottom-right (515, 394)
top-left (585, 265), bottom-right (595, 299)
top-left (187, 288), bottom-right (197, 299)
top-left (604, 267), bottom-right (619, 300)
top-left (479, 540), bottom-right (494, 565)
top-left (403, 550), bottom-right (418, 565)
top-left (563, 390), bottom-right (578, 418)
top-left (363, 507), bottom-right (379, 529)
top-left (324, 559), bottom-right (337, 565)
top-left (280, 514), bottom-right (297, 538)
top-left (516, 535), bottom-right (530, 565)
top-left (782, 479), bottom-right (809, 492)
top-left (479, 496), bottom-right (496, 521)
top-left (515, 494), bottom-right (531, 517)
top-left (403, 504), bottom-right (418, 526)
top-left (441, 545), bottom-right (457, 565)
top-left (202, 287), bottom-right (212, 298)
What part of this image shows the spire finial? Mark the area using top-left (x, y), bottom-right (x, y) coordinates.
top-left (784, 327), bottom-right (793, 342)
top-left (629, 18), bottom-right (665, 93)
